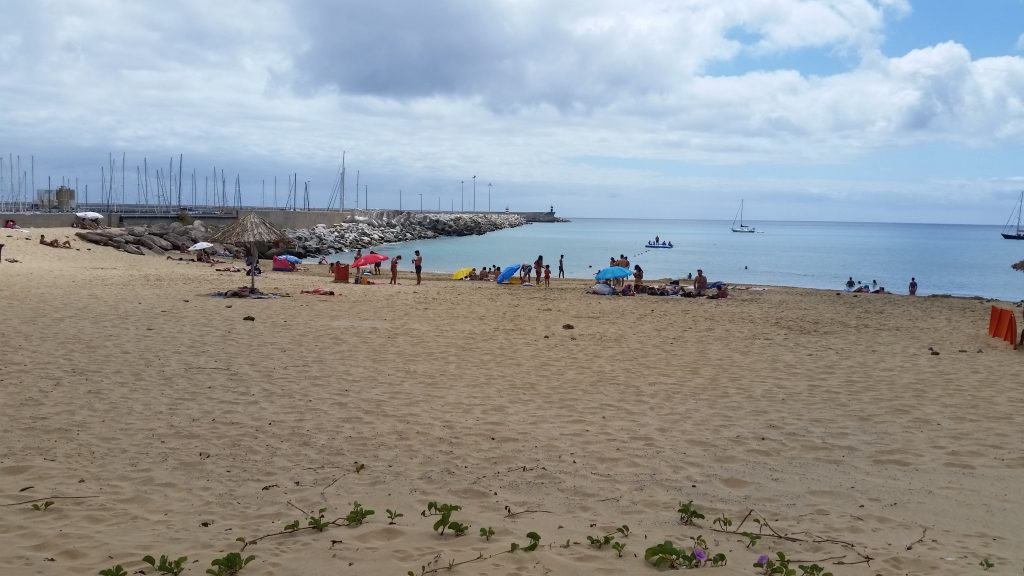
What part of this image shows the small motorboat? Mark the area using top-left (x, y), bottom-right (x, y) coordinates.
top-left (645, 241), bottom-right (673, 249)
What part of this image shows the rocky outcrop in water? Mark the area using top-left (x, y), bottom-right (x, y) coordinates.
top-left (73, 211), bottom-right (527, 257)
top-left (287, 211), bottom-right (527, 256)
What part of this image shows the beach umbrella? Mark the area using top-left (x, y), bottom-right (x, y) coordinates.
top-left (594, 266), bottom-right (631, 281)
top-left (188, 241), bottom-right (214, 251)
top-left (75, 211), bottom-right (103, 220)
top-left (452, 267), bottom-right (474, 280)
top-left (208, 212), bottom-right (292, 291)
top-left (352, 253), bottom-right (388, 268)
top-left (495, 264), bottom-right (521, 284)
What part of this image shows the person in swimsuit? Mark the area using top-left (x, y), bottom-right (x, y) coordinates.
top-left (543, 264), bottom-right (551, 287)
top-left (390, 255), bottom-right (402, 284)
top-left (413, 250), bottom-right (422, 284)
top-left (558, 254), bottom-right (565, 278)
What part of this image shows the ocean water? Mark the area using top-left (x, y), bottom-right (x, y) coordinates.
top-left (327, 218), bottom-right (1024, 301)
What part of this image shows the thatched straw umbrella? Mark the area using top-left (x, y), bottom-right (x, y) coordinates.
top-left (209, 212), bottom-right (291, 291)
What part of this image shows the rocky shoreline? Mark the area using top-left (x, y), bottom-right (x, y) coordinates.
top-left (74, 211), bottom-right (527, 258)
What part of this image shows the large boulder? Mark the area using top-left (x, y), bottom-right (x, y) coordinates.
top-left (122, 244), bottom-right (145, 256)
top-left (75, 231), bottom-right (110, 245)
top-left (163, 232), bottom-right (190, 249)
top-left (142, 234), bottom-right (173, 251)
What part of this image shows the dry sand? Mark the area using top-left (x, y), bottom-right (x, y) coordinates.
top-left (1, 227), bottom-right (1023, 576)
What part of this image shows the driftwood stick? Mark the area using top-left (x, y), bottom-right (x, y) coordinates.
top-left (1, 495), bottom-right (98, 507)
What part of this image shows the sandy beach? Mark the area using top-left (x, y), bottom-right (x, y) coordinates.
top-left (2, 227), bottom-right (1022, 576)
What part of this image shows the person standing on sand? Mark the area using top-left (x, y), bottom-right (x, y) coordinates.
top-left (694, 269), bottom-right (708, 296)
top-left (413, 250), bottom-right (423, 285)
top-left (558, 255), bottom-right (565, 278)
top-left (534, 255), bottom-right (543, 284)
top-left (543, 264), bottom-right (551, 287)
top-left (908, 277), bottom-right (918, 296)
top-left (390, 255), bottom-right (402, 284)
top-left (633, 264), bottom-right (644, 289)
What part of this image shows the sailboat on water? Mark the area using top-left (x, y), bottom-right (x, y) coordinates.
top-left (731, 200), bottom-right (756, 233)
top-left (1002, 191), bottom-right (1024, 240)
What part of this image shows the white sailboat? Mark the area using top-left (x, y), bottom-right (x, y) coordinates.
top-left (731, 200), bottom-right (756, 233)
top-left (1002, 191), bottom-right (1024, 240)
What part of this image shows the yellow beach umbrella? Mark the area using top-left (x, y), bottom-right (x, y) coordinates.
top-left (452, 267), bottom-right (474, 280)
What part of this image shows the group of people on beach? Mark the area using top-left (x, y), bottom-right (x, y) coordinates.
top-left (845, 276), bottom-right (918, 295)
top-left (38, 234), bottom-right (71, 249)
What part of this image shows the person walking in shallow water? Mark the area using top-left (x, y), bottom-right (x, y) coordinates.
top-left (908, 277), bottom-right (918, 296)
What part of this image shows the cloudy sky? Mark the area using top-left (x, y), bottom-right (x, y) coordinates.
top-left (2, 0), bottom-right (1024, 223)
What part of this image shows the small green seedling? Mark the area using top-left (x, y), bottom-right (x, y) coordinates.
top-left (283, 520), bottom-right (300, 532)
top-left (308, 507), bottom-right (329, 531)
top-left (98, 566), bottom-right (128, 576)
top-left (386, 509), bottom-right (403, 525)
top-left (354, 462), bottom-right (365, 474)
top-left (711, 552), bottom-right (728, 567)
top-left (587, 534), bottom-right (615, 549)
top-left (677, 500), bottom-right (705, 525)
top-left (143, 554), bottom-right (188, 576)
top-left (741, 531), bottom-right (762, 548)
top-left (611, 541), bottom-right (627, 558)
top-left (615, 524), bottom-right (630, 537)
top-left (979, 558), bottom-right (995, 571)
top-left (645, 540), bottom-right (686, 569)
top-left (755, 551), bottom-right (795, 576)
top-left (510, 531), bottom-right (541, 553)
top-left (31, 500), bottom-right (54, 511)
top-left (206, 552), bottom-right (255, 576)
top-left (479, 526), bottom-right (495, 541)
top-left (423, 501), bottom-right (463, 536)
top-left (797, 563), bottom-right (832, 576)
top-left (345, 501), bottom-right (374, 526)
top-left (713, 514), bottom-right (733, 530)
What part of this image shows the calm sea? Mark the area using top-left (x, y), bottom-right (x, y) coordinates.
top-left (326, 218), bottom-right (1024, 301)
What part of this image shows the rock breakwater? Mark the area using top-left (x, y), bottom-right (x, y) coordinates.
top-left (73, 211), bottom-right (526, 258)
top-left (287, 211), bottom-right (526, 256)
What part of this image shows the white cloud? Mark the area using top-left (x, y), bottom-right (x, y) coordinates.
top-left (0, 0), bottom-right (1021, 222)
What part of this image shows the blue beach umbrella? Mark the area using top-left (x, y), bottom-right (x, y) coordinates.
top-left (496, 264), bottom-right (521, 284)
top-left (281, 254), bottom-right (303, 264)
top-left (594, 266), bottom-right (631, 281)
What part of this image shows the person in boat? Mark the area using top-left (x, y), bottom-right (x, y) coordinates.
top-left (667, 241), bottom-right (672, 247)
top-left (655, 235), bottom-right (660, 244)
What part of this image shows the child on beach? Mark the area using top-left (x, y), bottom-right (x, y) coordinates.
top-left (543, 264), bottom-right (551, 287)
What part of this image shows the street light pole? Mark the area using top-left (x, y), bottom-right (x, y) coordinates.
top-left (460, 180), bottom-right (464, 212)
top-left (418, 193), bottom-right (423, 213)
top-left (472, 175), bottom-right (476, 212)
top-left (488, 182), bottom-right (492, 212)
top-left (399, 189), bottom-right (402, 211)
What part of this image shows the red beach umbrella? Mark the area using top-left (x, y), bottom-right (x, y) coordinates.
top-left (352, 253), bottom-right (389, 268)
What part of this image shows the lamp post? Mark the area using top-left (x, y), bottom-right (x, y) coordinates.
top-left (488, 182), bottom-right (492, 212)
top-left (460, 180), bottom-right (464, 212)
top-left (399, 189), bottom-right (402, 211)
top-left (472, 175), bottom-right (476, 212)
top-left (418, 193), bottom-right (423, 213)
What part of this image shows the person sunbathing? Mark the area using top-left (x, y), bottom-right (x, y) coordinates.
top-left (59, 239), bottom-right (72, 248)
